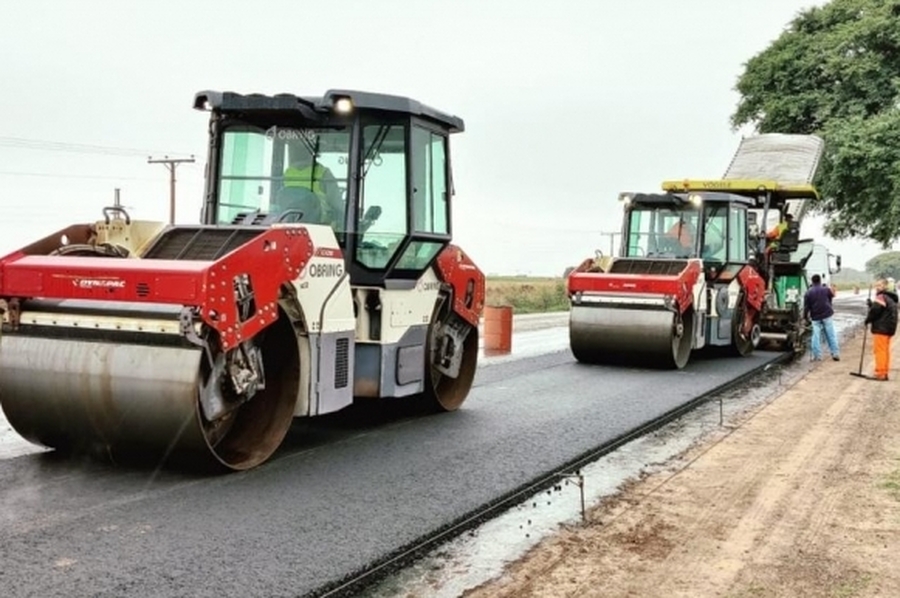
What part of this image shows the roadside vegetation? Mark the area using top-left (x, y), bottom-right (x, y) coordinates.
top-left (732, 0), bottom-right (900, 246)
top-left (833, 267), bottom-right (873, 292)
top-left (486, 267), bottom-right (878, 316)
top-left (485, 276), bottom-right (569, 314)
top-left (881, 460), bottom-right (900, 502)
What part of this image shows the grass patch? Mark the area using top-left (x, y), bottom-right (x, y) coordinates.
top-left (726, 586), bottom-right (767, 598)
top-left (485, 276), bottom-right (569, 314)
top-left (832, 573), bottom-right (872, 598)
top-left (880, 462), bottom-right (900, 502)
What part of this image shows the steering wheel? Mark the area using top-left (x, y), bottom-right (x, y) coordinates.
top-left (359, 240), bottom-right (389, 252)
top-left (655, 237), bottom-right (680, 255)
top-left (275, 209), bottom-right (306, 223)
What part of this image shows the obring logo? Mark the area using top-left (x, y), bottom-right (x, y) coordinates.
top-left (265, 126), bottom-right (318, 143)
top-left (307, 263), bottom-right (344, 278)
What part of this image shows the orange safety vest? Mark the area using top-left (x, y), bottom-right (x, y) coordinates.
top-left (766, 221), bottom-right (791, 253)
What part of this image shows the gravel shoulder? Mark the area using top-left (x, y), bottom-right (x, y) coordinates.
top-left (464, 327), bottom-right (900, 598)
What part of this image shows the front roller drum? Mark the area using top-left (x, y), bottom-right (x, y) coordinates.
top-left (569, 305), bottom-right (694, 369)
top-left (0, 316), bottom-right (299, 471)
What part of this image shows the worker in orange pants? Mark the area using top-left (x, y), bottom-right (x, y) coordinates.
top-left (865, 278), bottom-right (898, 381)
top-left (873, 334), bottom-right (891, 379)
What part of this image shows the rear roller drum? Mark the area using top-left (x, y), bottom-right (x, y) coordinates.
top-left (731, 292), bottom-right (760, 357)
top-left (423, 298), bottom-right (479, 412)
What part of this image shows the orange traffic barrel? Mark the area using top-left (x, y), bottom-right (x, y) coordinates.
top-left (483, 305), bottom-right (513, 353)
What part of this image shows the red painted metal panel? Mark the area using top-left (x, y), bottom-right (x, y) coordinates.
top-left (675, 261), bottom-right (703, 312)
top-left (0, 226), bottom-right (315, 350)
top-left (737, 264), bottom-right (766, 311)
top-left (151, 275), bottom-right (200, 302)
top-left (314, 247), bottom-right (343, 259)
top-left (568, 273), bottom-right (683, 295)
top-left (568, 260), bottom-right (703, 315)
top-left (200, 227), bottom-right (313, 349)
top-left (0, 255), bottom-right (208, 303)
top-left (435, 244), bottom-right (485, 328)
top-left (4, 267), bottom-right (44, 296)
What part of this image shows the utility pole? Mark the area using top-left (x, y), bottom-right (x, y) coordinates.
top-left (148, 155), bottom-right (195, 224)
top-left (597, 230), bottom-right (621, 256)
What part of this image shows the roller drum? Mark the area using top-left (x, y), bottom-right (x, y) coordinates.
top-left (0, 314), bottom-right (299, 471)
top-left (569, 304), bottom-right (693, 369)
top-left (0, 337), bottom-right (205, 452)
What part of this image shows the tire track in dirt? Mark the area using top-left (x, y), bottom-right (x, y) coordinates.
top-left (700, 373), bottom-right (867, 589)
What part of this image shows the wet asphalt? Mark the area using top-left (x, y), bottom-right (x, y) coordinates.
top-left (0, 339), bottom-right (783, 597)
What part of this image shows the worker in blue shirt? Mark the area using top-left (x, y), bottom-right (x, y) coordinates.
top-left (803, 273), bottom-right (840, 361)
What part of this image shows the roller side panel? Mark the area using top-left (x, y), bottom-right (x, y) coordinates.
top-left (434, 244), bottom-right (485, 327)
top-left (0, 226), bottom-right (314, 351)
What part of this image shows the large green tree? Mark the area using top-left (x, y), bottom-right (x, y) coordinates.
top-left (865, 251), bottom-right (900, 279)
top-left (731, 0), bottom-right (900, 246)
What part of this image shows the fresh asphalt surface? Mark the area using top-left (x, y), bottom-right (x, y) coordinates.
top-left (0, 319), bottom-right (792, 597)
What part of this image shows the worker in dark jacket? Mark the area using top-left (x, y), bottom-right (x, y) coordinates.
top-left (804, 274), bottom-right (840, 361)
top-left (864, 278), bottom-right (899, 381)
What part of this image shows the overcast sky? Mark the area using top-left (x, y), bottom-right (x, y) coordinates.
top-left (1, 0), bottom-right (889, 275)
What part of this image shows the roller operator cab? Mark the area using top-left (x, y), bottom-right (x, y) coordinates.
top-left (0, 90), bottom-right (486, 472)
top-left (567, 189), bottom-right (767, 369)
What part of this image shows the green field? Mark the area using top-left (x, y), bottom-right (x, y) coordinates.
top-left (485, 276), bottom-right (569, 314)
top-left (485, 274), bottom-right (871, 316)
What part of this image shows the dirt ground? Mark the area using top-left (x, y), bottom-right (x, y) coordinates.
top-left (464, 330), bottom-right (900, 598)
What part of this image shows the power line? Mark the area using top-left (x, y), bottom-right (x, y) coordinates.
top-left (0, 136), bottom-right (197, 158)
top-left (0, 170), bottom-right (165, 181)
top-left (148, 155), bottom-right (197, 224)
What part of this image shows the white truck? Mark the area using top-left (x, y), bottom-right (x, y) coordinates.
top-left (806, 243), bottom-right (842, 287)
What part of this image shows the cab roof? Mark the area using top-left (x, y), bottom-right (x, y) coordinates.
top-left (620, 191), bottom-right (755, 207)
top-left (192, 89), bottom-right (464, 133)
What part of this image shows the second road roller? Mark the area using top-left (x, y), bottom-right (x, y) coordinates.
top-left (567, 177), bottom-right (825, 369)
top-left (0, 89), bottom-right (485, 471)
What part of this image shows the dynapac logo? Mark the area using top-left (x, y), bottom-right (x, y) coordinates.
top-left (73, 278), bottom-right (126, 289)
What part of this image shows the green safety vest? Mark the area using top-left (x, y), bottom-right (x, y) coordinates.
top-left (283, 164), bottom-right (328, 197)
